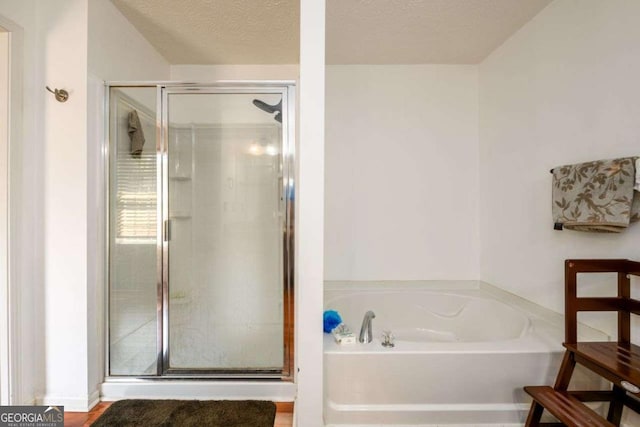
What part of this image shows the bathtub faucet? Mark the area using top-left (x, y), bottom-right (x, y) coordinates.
top-left (359, 310), bottom-right (376, 343)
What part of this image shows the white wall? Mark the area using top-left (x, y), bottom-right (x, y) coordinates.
top-left (38, 0), bottom-right (91, 410)
top-left (479, 0), bottom-right (640, 314)
top-left (297, 0), bottom-right (325, 424)
top-left (0, 29), bottom-right (9, 405)
top-left (86, 73), bottom-right (107, 392)
top-left (88, 0), bottom-right (169, 82)
top-left (325, 65), bottom-right (479, 280)
top-left (0, 0), bottom-right (47, 406)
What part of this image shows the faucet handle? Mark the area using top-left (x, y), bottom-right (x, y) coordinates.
top-left (381, 330), bottom-right (395, 348)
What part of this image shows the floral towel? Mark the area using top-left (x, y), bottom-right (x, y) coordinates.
top-left (552, 157), bottom-right (640, 232)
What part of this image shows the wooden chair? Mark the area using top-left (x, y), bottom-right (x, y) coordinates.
top-left (524, 259), bottom-right (640, 427)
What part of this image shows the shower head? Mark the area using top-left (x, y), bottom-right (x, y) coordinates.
top-left (252, 99), bottom-right (282, 123)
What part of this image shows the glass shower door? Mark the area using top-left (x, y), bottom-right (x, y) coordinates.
top-left (162, 88), bottom-right (290, 375)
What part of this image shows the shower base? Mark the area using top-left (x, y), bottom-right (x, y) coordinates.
top-left (100, 380), bottom-right (295, 402)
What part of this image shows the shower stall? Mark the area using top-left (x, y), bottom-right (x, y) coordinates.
top-left (105, 83), bottom-right (295, 380)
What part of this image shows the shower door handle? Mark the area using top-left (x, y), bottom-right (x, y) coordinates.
top-left (164, 219), bottom-right (171, 242)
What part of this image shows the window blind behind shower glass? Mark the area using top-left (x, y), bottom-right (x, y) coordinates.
top-left (115, 149), bottom-right (156, 241)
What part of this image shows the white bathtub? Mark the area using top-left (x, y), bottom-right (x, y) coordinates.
top-left (323, 281), bottom-right (606, 426)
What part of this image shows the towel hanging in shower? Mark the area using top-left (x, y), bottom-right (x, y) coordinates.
top-left (128, 109), bottom-right (145, 156)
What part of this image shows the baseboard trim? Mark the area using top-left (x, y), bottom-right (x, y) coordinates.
top-left (87, 389), bottom-right (100, 410)
top-left (38, 388), bottom-right (100, 412)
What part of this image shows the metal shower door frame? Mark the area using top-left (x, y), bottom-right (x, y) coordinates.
top-left (104, 81), bottom-right (295, 381)
top-left (158, 84), bottom-right (295, 378)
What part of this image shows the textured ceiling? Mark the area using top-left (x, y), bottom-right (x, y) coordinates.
top-left (110, 0), bottom-right (300, 64)
top-left (327, 0), bottom-right (553, 64)
top-left (111, 0), bottom-right (552, 65)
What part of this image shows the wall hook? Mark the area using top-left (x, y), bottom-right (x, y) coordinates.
top-left (46, 86), bottom-right (69, 103)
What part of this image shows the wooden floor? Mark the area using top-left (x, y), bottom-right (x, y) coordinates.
top-left (65, 401), bottom-right (293, 427)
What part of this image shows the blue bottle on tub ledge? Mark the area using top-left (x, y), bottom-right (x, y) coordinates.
top-left (323, 310), bottom-right (342, 333)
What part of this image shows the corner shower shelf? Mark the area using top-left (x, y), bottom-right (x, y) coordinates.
top-left (169, 212), bottom-right (191, 219)
top-left (524, 259), bottom-right (640, 427)
top-left (169, 175), bottom-right (191, 181)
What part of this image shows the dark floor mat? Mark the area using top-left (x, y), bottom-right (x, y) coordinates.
top-left (91, 399), bottom-right (276, 427)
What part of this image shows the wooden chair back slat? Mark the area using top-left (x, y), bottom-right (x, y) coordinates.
top-left (564, 259), bottom-right (640, 345)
